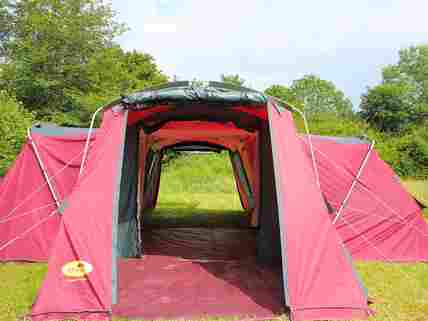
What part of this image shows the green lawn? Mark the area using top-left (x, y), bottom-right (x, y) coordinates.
top-left (1, 153), bottom-right (427, 321)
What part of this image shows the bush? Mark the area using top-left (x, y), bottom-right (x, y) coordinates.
top-left (0, 92), bottom-right (34, 176)
top-left (392, 128), bottom-right (428, 178)
top-left (294, 112), bottom-right (428, 179)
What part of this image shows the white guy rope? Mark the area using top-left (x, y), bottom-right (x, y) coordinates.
top-left (27, 128), bottom-right (61, 208)
top-left (333, 141), bottom-right (375, 224)
top-left (0, 209), bottom-right (58, 252)
top-left (0, 202), bottom-right (56, 224)
top-left (268, 96), bottom-right (321, 189)
top-left (0, 149), bottom-right (84, 222)
top-left (79, 105), bottom-right (105, 178)
top-left (300, 137), bottom-right (428, 236)
top-left (329, 201), bottom-right (428, 237)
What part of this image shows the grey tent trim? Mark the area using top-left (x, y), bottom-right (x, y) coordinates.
top-left (111, 110), bottom-right (129, 305)
top-left (31, 124), bottom-right (95, 137)
top-left (306, 134), bottom-right (370, 145)
top-left (266, 101), bottom-right (290, 306)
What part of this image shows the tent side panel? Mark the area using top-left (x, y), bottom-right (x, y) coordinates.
top-left (267, 102), bottom-right (369, 321)
top-left (0, 133), bottom-right (87, 262)
top-left (303, 138), bottom-right (428, 262)
top-left (0, 143), bottom-right (59, 261)
top-left (30, 109), bottom-right (127, 321)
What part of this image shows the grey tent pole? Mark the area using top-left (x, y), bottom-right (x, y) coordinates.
top-left (79, 105), bottom-right (105, 178)
top-left (27, 128), bottom-right (61, 209)
top-left (332, 141), bottom-right (375, 225)
top-left (268, 97), bottom-right (321, 189)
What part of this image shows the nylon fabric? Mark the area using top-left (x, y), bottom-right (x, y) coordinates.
top-left (267, 102), bottom-right (370, 321)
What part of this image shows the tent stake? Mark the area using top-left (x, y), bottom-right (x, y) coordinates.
top-left (27, 128), bottom-right (61, 209)
top-left (333, 141), bottom-right (375, 224)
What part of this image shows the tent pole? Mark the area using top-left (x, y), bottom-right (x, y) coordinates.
top-left (79, 105), bottom-right (105, 178)
top-left (268, 97), bottom-right (321, 189)
top-left (27, 128), bottom-right (61, 209)
top-left (332, 141), bottom-right (375, 224)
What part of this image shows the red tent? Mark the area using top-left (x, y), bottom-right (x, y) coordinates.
top-left (0, 82), bottom-right (426, 321)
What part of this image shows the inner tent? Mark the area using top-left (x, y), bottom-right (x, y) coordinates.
top-left (112, 102), bottom-right (286, 319)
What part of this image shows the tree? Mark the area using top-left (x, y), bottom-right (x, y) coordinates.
top-left (220, 74), bottom-right (245, 87)
top-left (264, 84), bottom-right (301, 108)
top-left (360, 82), bottom-right (424, 132)
top-left (0, 91), bottom-right (34, 175)
top-left (265, 75), bottom-right (354, 118)
top-left (76, 46), bottom-right (168, 119)
top-left (0, 0), bottom-right (13, 57)
top-left (360, 45), bottom-right (428, 132)
top-left (0, 0), bottom-right (126, 119)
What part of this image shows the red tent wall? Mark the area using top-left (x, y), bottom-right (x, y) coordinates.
top-left (268, 102), bottom-right (370, 320)
top-left (30, 109), bottom-right (127, 321)
top-left (0, 129), bottom-right (91, 261)
top-left (301, 136), bottom-right (428, 261)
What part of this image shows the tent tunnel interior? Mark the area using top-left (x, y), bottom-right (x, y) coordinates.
top-left (112, 87), bottom-right (286, 318)
top-left (1, 81), bottom-right (428, 321)
top-left (119, 106), bottom-right (283, 264)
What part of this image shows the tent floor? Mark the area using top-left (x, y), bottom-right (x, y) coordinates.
top-left (112, 228), bottom-right (285, 320)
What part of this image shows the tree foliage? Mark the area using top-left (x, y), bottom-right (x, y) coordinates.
top-left (265, 75), bottom-right (354, 118)
top-left (0, 91), bottom-right (34, 175)
top-left (220, 74), bottom-right (245, 87)
top-left (0, 0), bottom-right (167, 126)
top-left (360, 45), bottom-right (428, 132)
top-left (360, 82), bottom-right (423, 132)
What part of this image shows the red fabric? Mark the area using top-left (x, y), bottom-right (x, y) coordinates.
top-left (301, 137), bottom-right (428, 261)
top-left (140, 120), bottom-right (261, 225)
top-left (0, 133), bottom-right (89, 262)
top-left (113, 227), bottom-right (283, 319)
top-left (30, 109), bottom-right (127, 321)
top-left (146, 121), bottom-right (256, 152)
top-left (114, 256), bottom-right (283, 320)
top-left (127, 105), bottom-right (172, 126)
top-left (267, 102), bottom-right (370, 321)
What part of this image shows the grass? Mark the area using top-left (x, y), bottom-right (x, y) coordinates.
top-left (1, 152), bottom-right (428, 321)
top-left (403, 179), bottom-right (428, 212)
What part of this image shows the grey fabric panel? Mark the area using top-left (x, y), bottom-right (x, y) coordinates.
top-left (303, 134), bottom-right (369, 145)
top-left (257, 124), bottom-right (283, 266)
top-left (142, 150), bottom-right (162, 210)
top-left (229, 151), bottom-right (255, 210)
top-left (263, 112), bottom-right (290, 307)
top-left (117, 124), bottom-right (140, 258)
top-left (112, 111), bottom-right (129, 305)
top-left (342, 244), bottom-right (369, 299)
top-left (31, 124), bottom-right (95, 137)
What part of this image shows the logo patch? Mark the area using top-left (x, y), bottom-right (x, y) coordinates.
top-left (62, 260), bottom-right (93, 280)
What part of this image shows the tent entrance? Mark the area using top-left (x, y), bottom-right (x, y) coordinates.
top-left (141, 149), bottom-right (252, 259)
top-left (113, 145), bottom-right (285, 319)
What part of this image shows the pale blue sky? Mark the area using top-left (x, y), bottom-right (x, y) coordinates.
top-left (111, 0), bottom-right (428, 107)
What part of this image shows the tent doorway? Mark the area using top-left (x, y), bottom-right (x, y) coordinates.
top-left (112, 129), bottom-right (285, 319)
top-left (142, 150), bottom-right (252, 259)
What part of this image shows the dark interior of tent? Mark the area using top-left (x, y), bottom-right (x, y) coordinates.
top-left (112, 85), bottom-right (288, 318)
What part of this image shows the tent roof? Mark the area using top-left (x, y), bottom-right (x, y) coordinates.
top-left (121, 81), bottom-right (268, 109)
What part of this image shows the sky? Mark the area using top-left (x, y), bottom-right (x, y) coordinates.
top-left (111, 0), bottom-right (428, 107)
